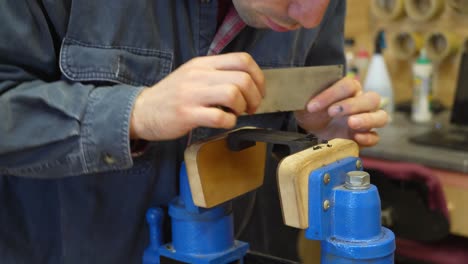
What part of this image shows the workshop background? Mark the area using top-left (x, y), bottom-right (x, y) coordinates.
top-left (346, 0), bottom-right (468, 106)
top-left (328, 0), bottom-right (468, 263)
top-left (236, 1), bottom-right (468, 264)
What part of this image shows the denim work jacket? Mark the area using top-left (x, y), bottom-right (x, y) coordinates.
top-left (0, 1), bottom-right (345, 263)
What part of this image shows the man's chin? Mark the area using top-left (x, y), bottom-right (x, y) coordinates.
top-left (265, 20), bottom-right (289, 32)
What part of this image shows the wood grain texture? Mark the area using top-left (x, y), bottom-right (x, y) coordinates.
top-left (184, 127), bottom-right (267, 208)
top-left (277, 138), bottom-right (359, 229)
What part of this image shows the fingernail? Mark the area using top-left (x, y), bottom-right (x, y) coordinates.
top-left (329, 105), bottom-right (344, 116)
top-left (307, 102), bottom-right (320, 112)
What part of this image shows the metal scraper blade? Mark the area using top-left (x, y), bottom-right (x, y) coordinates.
top-left (254, 65), bottom-right (343, 114)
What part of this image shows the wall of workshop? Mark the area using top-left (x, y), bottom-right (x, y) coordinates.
top-left (345, 0), bottom-right (468, 108)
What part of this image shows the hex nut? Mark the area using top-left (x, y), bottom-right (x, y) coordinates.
top-left (345, 171), bottom-right (371, 190)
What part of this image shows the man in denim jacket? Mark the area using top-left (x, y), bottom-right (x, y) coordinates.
top-left (0, 0), bottom-right (387, 263)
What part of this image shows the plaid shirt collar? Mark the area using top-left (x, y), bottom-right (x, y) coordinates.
top-left (207, 5), bottom-right (246, 55)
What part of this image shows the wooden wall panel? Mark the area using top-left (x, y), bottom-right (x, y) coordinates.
top-left (345, 0), bottom-right (468, 107)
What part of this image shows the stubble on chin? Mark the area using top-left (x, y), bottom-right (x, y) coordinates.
top-left (232, 1), bottom-right (267, 28)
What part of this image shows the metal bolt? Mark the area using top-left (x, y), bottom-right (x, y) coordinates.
top-left (345, 171), bottom-right (371, 190)
top-left (323, 200), bottom-right (330, 210)
top-left (323, 173), bottom-right (331, 185)
top-left (355, 159), bottom-right (363, 170)
top-left (165, 244), bottom-right (175, 252)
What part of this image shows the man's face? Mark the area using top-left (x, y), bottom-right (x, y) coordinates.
top-left (232, 0), bottom-right (330, 32)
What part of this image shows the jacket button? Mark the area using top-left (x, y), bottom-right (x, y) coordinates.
top-left (103, 153), bottom-right (116, 165)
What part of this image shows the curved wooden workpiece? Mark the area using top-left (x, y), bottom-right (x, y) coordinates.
top-left (277, 139), bottom-right (359, 229)
top-left (184, 127), bottom-right (267, 208)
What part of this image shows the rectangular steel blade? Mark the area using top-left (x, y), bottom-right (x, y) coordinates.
top-left (254, 65), bottom-right (343, 114)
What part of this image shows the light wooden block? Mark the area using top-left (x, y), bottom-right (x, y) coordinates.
top-left (184, 128), bottom-right (267, 208)
top-left (277, 139), bottom-right (359, 229)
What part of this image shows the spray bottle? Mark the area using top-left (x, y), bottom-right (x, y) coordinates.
top-left (363, 31), bottom-right (394, 120)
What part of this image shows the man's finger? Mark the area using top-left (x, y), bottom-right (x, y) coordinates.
top-left (195, 84), bottom-right (248, 115)
top-left (307, 77), bottom-right (361, 112)
top-left (353, 131), bottom-right (380, 148)
top-left (327, 91), bottom-right (381, 117)
top-left (193, 107), bottom-right (237, 129)
top-left (204, 70), bottom-right (262, 114)
top-left (198, 52), bottom-right (265, 97)
top-left (348, 110), bottom-right (389, 131)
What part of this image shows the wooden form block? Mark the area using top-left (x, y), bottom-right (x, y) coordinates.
top-left (184, 128), bottom-right (267, 208)
top-left (277, 139), bottom-right (359, 229)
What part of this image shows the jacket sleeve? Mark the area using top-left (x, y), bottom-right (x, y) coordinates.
top-left (0, 1), bottom-right (143, 178)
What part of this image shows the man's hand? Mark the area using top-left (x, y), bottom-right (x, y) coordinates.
top-left (294, 77), bottom-right (388, 147)
top-left (130, 52), bottom-right (265, 141)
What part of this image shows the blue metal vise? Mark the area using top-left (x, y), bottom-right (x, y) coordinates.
top-left (142, 128), bottom-right (395, 264)
top-left (143, 129), bottom-right (318, 264)
top-left (305, 157), bottom-right (395, 263)
top-left (143, 163), bottom-right (248, 264)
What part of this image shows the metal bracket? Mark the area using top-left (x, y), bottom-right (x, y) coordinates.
top-left (306, 157), bottom-right (362, 240)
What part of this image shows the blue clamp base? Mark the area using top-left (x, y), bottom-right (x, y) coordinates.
top-left (305, 157), bottom-right (395, 263)
top-left (143, 163), bottom-right (249, 264)
top-left (158, 240), bottom-right (248, 264)
top-left (143, 203), bottom-right (249, 264)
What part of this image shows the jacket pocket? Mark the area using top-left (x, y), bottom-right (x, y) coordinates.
top-left (59, 37), bottom-right (173, 86)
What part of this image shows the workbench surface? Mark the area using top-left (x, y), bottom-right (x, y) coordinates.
top-left (361, 112), bottom-right (468, 173)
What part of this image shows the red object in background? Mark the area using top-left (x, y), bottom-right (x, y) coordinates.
top-left (362, 157), bottom-right (448, 219)
top-left (361, 157), bottom-right (468, 264)
top-left (396, 237), bottom-right (468, 264)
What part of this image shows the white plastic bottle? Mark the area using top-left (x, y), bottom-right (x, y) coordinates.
top-left (411, 49), bottom-right (433, 123)
top-left (364, 31), bottom-right (394, 120)
top-left (354, 48), bottom-right (370, 81)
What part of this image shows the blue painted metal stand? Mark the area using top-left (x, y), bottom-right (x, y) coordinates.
top-left (305, 157), bottom-right (395, 264)
top-left (143, 163), bottom-right (249, 264)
